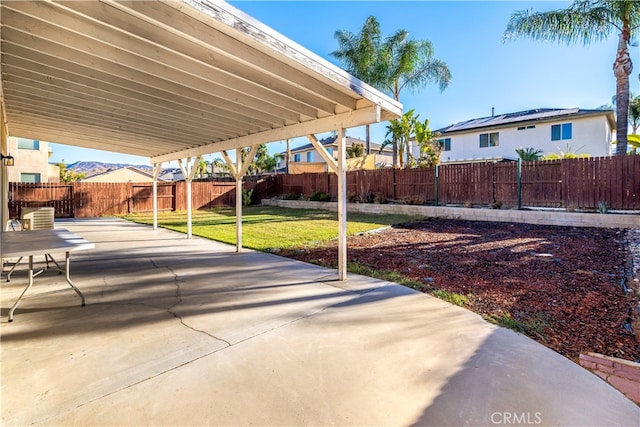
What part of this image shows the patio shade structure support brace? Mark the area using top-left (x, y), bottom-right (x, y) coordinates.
top-left (152, 163), bottom-right (162, 230)
top-left (222, 146), bottom-right (258, 252)
top-left (178, 156), bottom-right (201, 239)
top-left (307, 134), bottom-right (337, 173)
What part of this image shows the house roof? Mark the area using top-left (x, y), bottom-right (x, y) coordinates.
top-left (435, 108), bottom-right (615, 134)
top-left (1, 0), bottom-right (402, 164)
top-left (83, 165), bottom-right (157, 181)
top-left (289, 136), bottom-right (389, 154)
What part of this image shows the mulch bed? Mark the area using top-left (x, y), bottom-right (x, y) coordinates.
top-left (278, 219), bottom-right (640, 363)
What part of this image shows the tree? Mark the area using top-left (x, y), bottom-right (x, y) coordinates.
top-left (332, 17), bottom-right (384, 155)
top-left (629, 94), bottom-right (640, 133)
top-left (515, 147), bottom-right (544, 161)
top-left (542, 143), bottom-right (590, 159)
top-left (241, 144), bottom-right (278, 175)
top-left (346, 142), bottom-right (365, 158)
top-left (211, 158), bottom-right (231, 177)
top-left (376, 27), bottom-right (451, 167)
top-left (332, 16), bottom-right (451, 165)
top-left (384, 110), bottom-right (416, 168)
top-left (504, 1), bottom-right (640, 156)
top-left (58, 160), bottom-right (86, 182)
top-left (194, 157), bottom-right (209, 178)
top-left (414, 118), bottom-right (442, 167)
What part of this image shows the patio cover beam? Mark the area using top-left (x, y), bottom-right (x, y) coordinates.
top-left (151, 105), bottom-right (381, 164)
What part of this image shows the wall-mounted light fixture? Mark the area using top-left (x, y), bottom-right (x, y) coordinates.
top-left (1, 153), bottom-right (15, 167)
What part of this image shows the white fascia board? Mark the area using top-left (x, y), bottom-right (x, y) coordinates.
top-left (151, 105), bottom-right (383, 163)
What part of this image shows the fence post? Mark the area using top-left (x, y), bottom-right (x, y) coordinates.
top-left (517, 158), bottom-right (522, 210)
top-left (434, 164), bottom-right (439, 206)
top-left (392, 168), bottom-right (397, 200)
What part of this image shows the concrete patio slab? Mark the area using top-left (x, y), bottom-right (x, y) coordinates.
top-left (2, 218), bottom-right (638, 426)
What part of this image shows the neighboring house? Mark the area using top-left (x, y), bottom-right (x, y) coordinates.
top-left (284, 136), bottom-right (393, 173)
top-left (5, 137), bottom-right (59, 183)
top-left (158, 168), bottom-right (184, 181)
top-left (430, 108), bottom-right (615, 163)
top-left (82, 166), bottom-right (160, 183)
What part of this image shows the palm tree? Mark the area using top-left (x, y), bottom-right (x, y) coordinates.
top-left (504, 1), bottom-right (640, 156)
top-left (515, 147), bottom-right (544, 161)
top-left (384, 110), bottom-right (417, 168)
top-left (211, 157), bottom-right (231, 177)
top-left (414, 118), bottom-right (442, 167)
top-left (629, 93), bottom-right (640, 133)
top-left (376, 32), bottom-right (452, 102)
top-left (332, 17), bottom-right (451, 164)
top-left (194, 157), bottom-right (209, 179)
top-left (375, 26), bottom-right (451, 167)
top-left (332, 17), bottom-right (383, 155)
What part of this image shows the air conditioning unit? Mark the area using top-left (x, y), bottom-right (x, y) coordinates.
top-left (21, 207), bottom-right (55, 231)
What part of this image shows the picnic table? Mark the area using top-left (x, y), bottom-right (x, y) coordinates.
top-left (1, 228), bottom-right (94, 322)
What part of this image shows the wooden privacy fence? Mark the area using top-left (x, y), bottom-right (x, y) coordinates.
top-left (277, 156), bottom-right (640, 210)
top-left (7, 156), bottom-right (640, 218)
top-left (8, 176), bottom-right (279, 219)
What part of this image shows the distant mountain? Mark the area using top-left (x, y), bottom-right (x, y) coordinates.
top-left (67, 161), bottom-right (153, 177)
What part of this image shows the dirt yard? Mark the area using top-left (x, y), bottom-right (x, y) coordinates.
top-left (279, 219), bottom-right (640, 363)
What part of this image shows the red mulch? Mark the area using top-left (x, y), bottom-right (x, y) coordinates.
top-left (278, 219), bottom-right (639, 363)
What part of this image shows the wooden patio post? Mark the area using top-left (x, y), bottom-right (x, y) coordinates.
top-left (337, 128), bottom-right (347, 281)
top-left (178, 156), bottom-right (201, 239)
top-left (152, 163), bottom-right (162, 230)
top-left (235, 148), bottom-right (243, 252)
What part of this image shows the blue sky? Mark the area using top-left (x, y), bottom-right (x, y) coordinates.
top-left (49, 0), bottom-right (636, 166)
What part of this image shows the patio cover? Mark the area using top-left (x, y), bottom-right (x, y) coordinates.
top-left (0, 0), bottom-right (402, 279)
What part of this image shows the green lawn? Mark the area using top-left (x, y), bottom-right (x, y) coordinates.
top-left (121, 205), bottom-right (423, 251)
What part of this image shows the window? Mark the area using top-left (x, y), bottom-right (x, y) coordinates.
top-left (551, 123), bottom-right (572, 141)
top-left (479, 132), bottom-right (499, 148)
top-left (306, 152), bottom-right (313, 162)
top-left (17, 138), bottom-right (40, 150)
top-left (20, 173), bottom-right (41, 183)
top-left (293, 153), bottom-right (301, 162)
top-left (517, 125), bottom-right (535, 130)
top-left (438, 138), bottom-right (451, 151)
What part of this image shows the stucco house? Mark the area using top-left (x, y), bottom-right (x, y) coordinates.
top-left (284, 135), bottom-right (393, 173)
top-left (429, 108), bottom-right (615, 163)
top-left (5, 137), bottom-right (59, 183)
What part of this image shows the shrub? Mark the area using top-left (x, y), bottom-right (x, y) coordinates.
top-left (359, 192), bottom-right (374, 203)
top-left (598, 201), bottom-right (608, 214)
top-left (347, 192), bottom-right (358, 203)
top-left (242, 188), bottom-right (253, 206)
top-left (310, 190), bottom-right (331, 202)
top-left (490, 201), bottom-right (503, 210)
top-left (283, 192), bottom-right (299, 200)
top-left (374, 192), bottom-right (387, 204)
top-left (403, 195), bottom-right (424, 205)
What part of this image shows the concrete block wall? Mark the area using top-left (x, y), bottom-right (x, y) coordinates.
top-left (579, 353), bottom-right (640, 404)
top-left (262, 199), bottom-right (640, 229)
